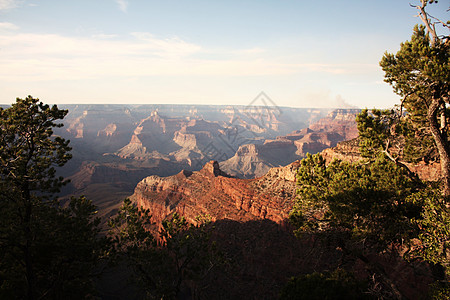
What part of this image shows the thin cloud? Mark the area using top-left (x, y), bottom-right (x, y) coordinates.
top-left (0, 31), bottom-right (204, 81)
top-left (0, 22), bottom-right (19, 31)
top-left (296, 63), bottom-right (377, 75)
top-left (115, 0), bottom-right (129, 13)
top-left (92, 33), bottom-right (118, 39)
top-left (0, 0), bottom-right (21, 10)
top-left (232, 47), bottom-right (266, 55)
top-left (0, 29), bottom-right (376, 84)
top-left (130, 32), bottom-right (202, 58)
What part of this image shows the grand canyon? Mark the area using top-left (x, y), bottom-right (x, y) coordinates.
top-left (54, 105), bottom-right (439, 299)
top-left (56, 105), bottom-right (360, 221)
top-left (3, 2), bottom-right (448, 299)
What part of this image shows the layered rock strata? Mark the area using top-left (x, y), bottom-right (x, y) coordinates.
top-left (220, 109), bottom-right (361, 178)
top-left (131, 160), bottom-right (297, 226)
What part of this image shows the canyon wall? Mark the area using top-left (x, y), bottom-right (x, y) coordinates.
top-left (132, 139), bottom-right (442, 228)
top-left (132, 160), bottom-right (297, 226)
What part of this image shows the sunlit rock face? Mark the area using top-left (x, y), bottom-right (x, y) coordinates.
top-left (131, 160), bottom-right (298, 226)
top-left (133, 136), bottom-right (442, 231)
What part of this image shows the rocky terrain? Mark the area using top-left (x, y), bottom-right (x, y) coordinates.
top-left (57, 105), bottom-right (331, 177)
top-left (51, 104), bottom-right (440, 299)
top-left (132, 160), bottom-right (299, 227)
top-left (56, 104), bottom-right (353, 218)
top-left (220, 109), bottom-right (360, 178)
top-left (131, 138), bottom-right (442, 230)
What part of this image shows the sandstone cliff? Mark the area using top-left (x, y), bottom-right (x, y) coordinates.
top-left (310, 108), bottom-right (360, 138)
top-left (131, 160), bottom-right (297, 226)
top-left (56, 105), bottom-right (333, 209)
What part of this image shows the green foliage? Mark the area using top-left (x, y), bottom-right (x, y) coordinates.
top-left (399, 116), bottom-right (437, 163)
top-left (0, 96), bottom-right (72, 197)
top-left (428, 281), bottom-right (450, 300)
top-left (292, 153), bottom-right (420, 250)
top-left (280, 268), bottom-right (371, 300)
top-left (161, 213), bottom-right (218, 297)
top-left (108, 198), bottom-right (164, 298)
top-left (0, 96), bottom-right (103, 299)
top-left (356, 109), bottom-right (394, 158)
top-left (0, 190), bottom-right (104, 299)
top-left (376, 10), bottom-right (450, 278)
top-left (356, 106), bottom-right (437, 164)
top-left (380, 23), bottom-right (450, 190)
top-left (380, 25), bottom-right (450, 99)
top-left (108, 200), bottom-right (219, 299)
top-left (407, 187), bottom-right (450, 276)
top-left (291, 4), bottom-right (450, 297)
top-left (109, 198), bottom-right (155, 253)
top-left (290, 153), bottom-right (449, 297)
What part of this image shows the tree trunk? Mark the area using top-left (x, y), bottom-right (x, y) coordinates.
top-left (24, 195), bottom-right (36, 300)
top-left (428, 98), bottom-right (450, 197)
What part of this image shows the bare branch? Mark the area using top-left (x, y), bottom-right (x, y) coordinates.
top-left (428, 14), bottom-right (450, 31)
top-left (414, 0), bottom-right (439, 45)
top-left (401, 91), bottom-right (414, 107)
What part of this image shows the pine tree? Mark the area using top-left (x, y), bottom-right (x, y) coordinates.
top-left (0, 96), bottom-right (104, 299)
top-left (380, 1), bottom-right (450, 196)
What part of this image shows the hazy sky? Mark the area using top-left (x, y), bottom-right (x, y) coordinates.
top-left (0, 0), bottom-right (448, 108)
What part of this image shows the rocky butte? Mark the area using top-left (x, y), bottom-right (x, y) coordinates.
top-left (131, 160), bottom-right (299, 226)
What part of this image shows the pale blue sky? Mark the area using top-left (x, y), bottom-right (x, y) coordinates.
top-left (0, 0), bottom-right (448, 108)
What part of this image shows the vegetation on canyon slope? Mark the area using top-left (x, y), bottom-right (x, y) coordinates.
top-left (108, 199), bottom-right (219, 299)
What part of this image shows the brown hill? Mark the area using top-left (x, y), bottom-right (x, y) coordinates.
top-left (309, 108), bottom-right (360, 136)
top-left (131, 160), bottom-right (298, 226)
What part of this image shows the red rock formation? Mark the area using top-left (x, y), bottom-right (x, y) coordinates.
top-left (310, 108), bottom-right (360, 140)
top-left (131, 160), bottom-right (297, 226)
